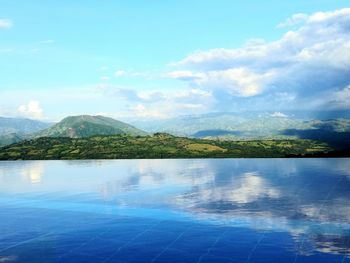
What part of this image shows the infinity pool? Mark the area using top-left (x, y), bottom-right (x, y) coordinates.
top-left (0, 159), bottom-right (349, 262)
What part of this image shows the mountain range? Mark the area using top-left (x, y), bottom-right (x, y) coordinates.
top-left (132, 112), bottom-right (350, 149)
top-left (0, 116), bottom-right (51, 135)
top-left (1, 113), bottom-right (350, 151)
top-left (0, 117), bottom-right (51, 147)
top-left (0, 115), bottom-right (146, 147)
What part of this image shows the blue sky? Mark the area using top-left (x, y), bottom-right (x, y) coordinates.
top-left (1, 1), bottom-right (350, 121)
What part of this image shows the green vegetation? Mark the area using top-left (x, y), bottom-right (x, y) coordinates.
top-left (0, 114), bottom-right (348, 159)
top-left (0, 133), bottom-right (331, 160)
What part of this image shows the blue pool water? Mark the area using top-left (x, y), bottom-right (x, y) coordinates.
top-left (0, 159), bottom-right (349, 262)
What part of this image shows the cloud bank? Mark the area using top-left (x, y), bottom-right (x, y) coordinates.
top-left (96, 84), bottom-right (212, 119)
top-left (3, 9), bottom-right (350, 120)
top-left (17, 101), bottom-right (44, 119)
top-left (167, 8), bottom-right (350, 112)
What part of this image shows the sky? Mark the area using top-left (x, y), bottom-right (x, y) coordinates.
top-left (1, 0), bottom-right (350, 121)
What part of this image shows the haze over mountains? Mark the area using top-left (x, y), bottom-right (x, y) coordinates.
top-left (0, 117), bottom-right (51, 135)
top-left (0, 117), bottom-right (51, 147)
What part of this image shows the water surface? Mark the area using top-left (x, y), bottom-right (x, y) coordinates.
top-left (0, 159), bottom-right (350, 262)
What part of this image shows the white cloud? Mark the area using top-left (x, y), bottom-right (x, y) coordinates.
top-left (228, 172), bottom-right (280, 203)
top-left (277, 13), bottom-right (308, 28)
top-left (167, 70), bottom-right (203, 80)
top-left (270, 112), bottom-right (288, 118)
top-left (327, 86), bottom-right (350, 109)
top-left (132, 104), bottom-right (168, 119)
top-left (17, 101), bottom-right (44, 119)
top-left (0, 19), bottom-right (12, 29)
top-left (205, 68), bottom-right (274, 97)
top-left (168, 68), bottom-right (275, 97)
top-left (115, 70), bottom-right (126, 77)
top-left (177, 172), bottom-right (281, 206)
top-left (169, 8), bottom-right (350, 110)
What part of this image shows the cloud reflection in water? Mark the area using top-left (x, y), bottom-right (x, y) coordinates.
top-left (1, 159), bottom-right (350, 258)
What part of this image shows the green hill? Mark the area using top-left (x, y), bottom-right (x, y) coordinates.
top-left (0, 133), bottom-right (331, 160)
top-left (36, 115), bottom-right (147, 138)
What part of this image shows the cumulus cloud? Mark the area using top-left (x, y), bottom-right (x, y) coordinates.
top-left (168, 68), bottom-right (275, 96)
top-left (277, 13), bottom-right (308, 28)
top-left (17, 101), bottom-right (44, 119)
top-left (228, 172), bottom-right (280, 203)
top-left (175, 172), bottom-right (281, 206)
top-left (0, 19), bottom-right (12, 29)
top-left (169, 8), bottom-right (350, 111)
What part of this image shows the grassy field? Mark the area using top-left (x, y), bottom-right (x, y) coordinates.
top-left (0, 133), bottom-right (332, 160)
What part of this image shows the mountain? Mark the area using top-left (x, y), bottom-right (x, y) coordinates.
top-left (0, 117), bottom-right (51, 135)
top-left (36, 115), bottom-right (147, 138)
top-left (132, 112), bottom-right (313, 138)
top-left (133, 112), bottom-right (350, 138)
top-left (0, 133), bottom-right (24, 147)
top-left (132, 112), bottom-right (350, 150)
top-left (0, 117), bottom-right (52, 147)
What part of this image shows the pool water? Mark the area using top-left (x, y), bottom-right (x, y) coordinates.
top-left (0, 159), bottom-right (349, 262)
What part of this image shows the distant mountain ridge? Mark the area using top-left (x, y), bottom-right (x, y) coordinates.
top-left (0, 117), bottom-right (52, 146)
top-left (36, 115), bottom-right (147, 138)
top-left (0, 117), bottom-right (51, 135)
top-left (133, 113), bottom-right (350, 140)
top-left (132, 113), bottom-right (309, 137)
top-left (1, 113), bottom-right (350, 150)
top-left (0, 133), bottom-right (24, 147)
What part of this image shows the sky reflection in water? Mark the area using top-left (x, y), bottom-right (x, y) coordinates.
top-left (0, 159), bottom-right (349, 262)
